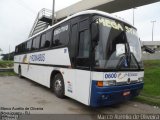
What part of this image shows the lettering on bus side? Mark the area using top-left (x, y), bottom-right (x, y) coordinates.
top-left (30, 54), bottom-right (45, 62)
top-left (54, 25), bottom-right (69, 36)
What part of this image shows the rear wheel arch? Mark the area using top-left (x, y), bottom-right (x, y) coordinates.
top-left (50, 70), bottom-right (65, 98)
top-left (50, 70), bottom-right (62, 88)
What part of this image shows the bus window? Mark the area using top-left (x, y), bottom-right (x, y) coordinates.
top-left (26, 40), bottom-right (32, 52)
top-left (53, 27), bottom-right (60, 47)
top-left (40, 33), bottom-right (46, 48)
top-left (59, 25), bottom-right (69, 46)
top-left (18, 44), bottom-right (22, 54)
top-left (15, 46), bottom-right (18, 54)
top-left (32, 36), bottom-right (40, 50)
top-left (69, 24), bottom-right (78, 66)
top-left (45, 30), bottom-right (52, 47)
top-left (52, 24), bottom-right (69, 47)
top-left (22, 42), bottom-right (27, 53)
top-left (76, 19), bottom-right (90, 67)
top-left (20, 43), bottom-right (24, 53)
top-left (41, 30), bottom-right (52, 49)
top-left (78, 30), bottom-right (90, 58)
top-left (79, 19), bottom-right (89, 31)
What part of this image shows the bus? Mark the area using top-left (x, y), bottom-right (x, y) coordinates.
top-left (14, 10), bottom-right (144, 107)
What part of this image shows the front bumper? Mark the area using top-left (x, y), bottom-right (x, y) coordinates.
top-left (90, 81), bottom-right (144, 107)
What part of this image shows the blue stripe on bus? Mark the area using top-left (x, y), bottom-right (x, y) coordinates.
top-left (90, 81), bottom-right (144, 107)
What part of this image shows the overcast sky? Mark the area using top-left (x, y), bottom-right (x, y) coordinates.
top-left (0, 0), bottom-right (160, 53)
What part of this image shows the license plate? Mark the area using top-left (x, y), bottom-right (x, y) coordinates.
top-left (123, 91), bottom-right (130, 96)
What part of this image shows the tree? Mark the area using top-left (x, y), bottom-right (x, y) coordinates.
top-left (1, 52), bottom-right (14, 61)
top-left (0, 48), bottom-right (2, 56)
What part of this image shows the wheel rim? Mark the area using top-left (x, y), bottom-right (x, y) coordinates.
top-left (54, 79), bottom-right (62, 92)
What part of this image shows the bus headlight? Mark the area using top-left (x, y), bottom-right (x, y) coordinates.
top-left (103, 80), bottom-right (116, 86)
top-left (97, 80), bottom-right (116, 87)
top-left (138, 77), bottom-right (144, 82)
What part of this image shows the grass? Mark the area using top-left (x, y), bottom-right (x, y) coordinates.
top-left (0, 72), bottom-right (16, 76)
top-left (135, 60), bottom-right (160, 106)
top-left (0, 60), bottom-right (14, 76)
top-left (135, 96), bottom-right (160, 107)
top-left (142, 60), bottom-right (160, 97)
top-left (0, 60), bottom-right (13, 68)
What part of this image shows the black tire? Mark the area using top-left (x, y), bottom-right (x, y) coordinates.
top-left (18, 66), bottom-right (22, 78)
top-left (52, 73), bottom-right (65, 98)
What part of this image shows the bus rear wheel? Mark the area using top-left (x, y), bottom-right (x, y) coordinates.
top-left (52, 73), bottom-right (65, 98)
top-left (18, 66), bottom-right (22, 78)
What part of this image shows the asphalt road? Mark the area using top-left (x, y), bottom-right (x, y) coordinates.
top-left (0, 76), bottom-right (159, 115)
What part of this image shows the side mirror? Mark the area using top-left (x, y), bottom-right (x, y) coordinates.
top-left (116, 44), bottom-right (125, 56)
top-left (91, 23), bottom-right (99, 43)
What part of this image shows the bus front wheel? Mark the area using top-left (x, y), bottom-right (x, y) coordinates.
top-left (52, 73), bottom-right (65, 98)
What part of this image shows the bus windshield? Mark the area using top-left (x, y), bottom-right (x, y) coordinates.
top-left (93, 16), bottom-right (144, 70)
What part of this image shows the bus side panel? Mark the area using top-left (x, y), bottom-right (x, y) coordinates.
top-left (32, 48), bottom-right (71, 66)
top-left (14, 63), bottom-right (19, 74)
top-left (61, 69), bottom-right (76, 99)
top-left (14, 48), bottom-right (71, 87)
top-left (62, 68), bottom-right (92, 106)
top-left (75, 70), bottom-right (91, 106)
top-left (14, 55), bottom-right (23, 73)
top-left (14, 61), bottom-right (53, 88)
top-left (24, 65), bottom-right (53, 88)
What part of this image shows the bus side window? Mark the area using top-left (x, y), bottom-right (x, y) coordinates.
top-left (15, 46), bottom-right (18, 54)
top-left (23, 42), bottom-right (27, 53)
top-left (52, 24), bottom-right (69, 47)
top-left (76, 19), bottom-right (90, 67)
top-left (59, 25), bottom-right (69, 46)
top-left (18, 44), bottom-right (22, 54)
top-left (45, 30), bottom-right (52, 48)
top-left (17, 45), bottom-right (20, 54)
top-left (21, 43), bottom-right (25, 53)
top-left (41, 30), bottom-right (52, 49)
top-left (32, 36), bottom-right (40, 50)
top-left (69, 24), bottom-right (78, 66)
top-left (26, 40), bottom-right (32, 52)
top-left (40, 33), bottom-right (46, 48)
top-left (78, 19), bottom-right (90, 58)
top-left (16, 45), bottom-right (21, 54)
top-left (78, 30), bottom-right (90, 58)
top-left (53, 28), bottom-right (60, 47)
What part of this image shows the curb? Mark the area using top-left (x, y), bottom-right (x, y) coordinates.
top-left (0, 68), bottom-right (14, 72)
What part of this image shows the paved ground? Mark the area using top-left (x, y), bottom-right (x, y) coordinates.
top-left (0, 76), bottom-right (159, 115)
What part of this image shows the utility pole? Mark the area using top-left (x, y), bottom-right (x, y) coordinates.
top-left (0, 48), bottom-right (2, 56)
top-left (151, 21), bottom-right (156, 41)
top-left (132, 8), bottom-right (136, 26)
top-left (8, 45), bottom-right (10, 61)
top-left (52, 0), bottom-right (55, 25)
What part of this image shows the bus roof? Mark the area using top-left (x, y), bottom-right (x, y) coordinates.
top-left (28, 10), bottom-right (134, 41)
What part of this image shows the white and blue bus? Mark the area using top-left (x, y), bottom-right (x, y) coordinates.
top-left (14, 10), bottom-right (144, 107)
